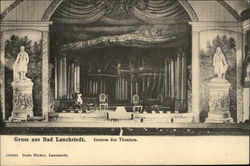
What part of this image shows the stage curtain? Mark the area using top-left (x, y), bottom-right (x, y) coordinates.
top-left (132, 0), bottom-right (189, 23)
top-left (51, 0), bottom-right (190, 47)
top-left (52, 0), bottom-right (189, 24)
top-left (52, 0), bottom-right (106, 24)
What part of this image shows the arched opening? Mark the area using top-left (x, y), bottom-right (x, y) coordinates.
top-left (49, 0), bottom-right (193, 122)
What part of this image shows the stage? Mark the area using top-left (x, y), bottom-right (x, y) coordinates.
top-left (2, 121), bottom-right (249, 136)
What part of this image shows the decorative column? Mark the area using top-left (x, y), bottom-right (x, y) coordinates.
top-left (176, 49), bottom-right (182, 112)
top-left (42, 31), bottom-right (49, 121)
top-left (62, 54), bottom-right (67, 97)
top-left (236, 33), bottom-right (243, 123)
top-left (67, 63), bottom-right (71, 99)
top-left (57, 55), bottom-right (63, 98)
top-left (242, 18), bottom-right (250, 122)
top-left (0, 31), bottom-right (5, 121)
top-left (164, 58), bottom-right (169, 99)
top-left (170, 57), bottom-right (175, 110)
top-left (54, 56), bottom-right (58, 99)
top-left (180, 49), bottom-right (187, 112)
top-left (74, 64), bottom-right (80, 93)
top-left (168, 59), bottom-right (171, 100)
top-left (190, 23), bottom-right (200, 123)
top-left (130, 75), bottom-right (133, 104)
top-left (70, 63), bottom-right (75, 97)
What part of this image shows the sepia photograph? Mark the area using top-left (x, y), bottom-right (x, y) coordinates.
top-left (0, 0), bottom-right (249, 165)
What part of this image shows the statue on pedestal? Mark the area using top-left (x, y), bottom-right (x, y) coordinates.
top-left (213, 47), bottom-right (228, 79)
top-left (13, 46), bottom-right (29, 82)
top-left (10, 46), bottom-right (34, 121)
top-left (205, 47), bottom-right (233, 123)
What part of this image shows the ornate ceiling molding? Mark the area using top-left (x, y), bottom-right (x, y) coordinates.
top-left (216, 0), bottom-right (241, 21)
top-left (178, 0), bottom-right (198, 22)
top-left (0, 0), bottom-right (24, 20)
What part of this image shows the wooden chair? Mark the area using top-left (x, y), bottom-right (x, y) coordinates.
top-left (99, 93), bottom-right (108, 110)
top-left (132, 94), bottom-right (143, 113)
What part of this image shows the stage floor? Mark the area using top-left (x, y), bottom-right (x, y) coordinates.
top-left (2, 110), bottom-right (249, 135)
top-left (2, 121), bottom-right (249, 135)
top-left (53, 110), bottom-right (194, 123)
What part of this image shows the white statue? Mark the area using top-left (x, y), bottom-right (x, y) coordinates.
top-left (213, 47), bottom-right (228, 79)
top-left (13, 46), bottom-right (29, 82)
top-left (76, 93), bottom-right (83, 105)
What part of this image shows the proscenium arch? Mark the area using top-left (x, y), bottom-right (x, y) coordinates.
top-left (0, 0), bottom-right (24, 20)
top-left (41, 0), bottom-right (199, 22)
top-left (41, 0), bottom-right (63, 22)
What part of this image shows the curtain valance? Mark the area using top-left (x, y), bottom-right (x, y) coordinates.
top-left (51, 0), bottom-right (190, 24)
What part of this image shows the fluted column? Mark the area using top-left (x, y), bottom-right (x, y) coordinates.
top-left (57, 56), bottom-right (62, 98)
top-left (168, 59), bottom-right (171, 100)
top-left (55, 56), bottom-right (58, 99)
top-left (74, 64), bottom-right (80, 93)
top-left (164, 58), bottom-right (168, 98)
top-left (181, 50), bottom-right (187, 112)
top-left (170, 57), bottom-right (175, 110)
top-left (67, 63), bottom-right (71, 99)
top-left (0, 32), bottom-right (5, 121)
top-left (70, 63), bottom-right (75, 97)
top-left (42, 31), bottom-right (49, 121)
top-left (175, 49), bottom-right (182, 111)
top-left (62, 54), bottom-right (67, 98)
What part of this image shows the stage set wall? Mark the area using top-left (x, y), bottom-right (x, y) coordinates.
top-left (0, 0), bottom-right (249, 123)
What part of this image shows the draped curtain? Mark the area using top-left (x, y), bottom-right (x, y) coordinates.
top-left (50, 0), bottom-right (190, 49)
top-left (52, 0), bottom-right (190, 24)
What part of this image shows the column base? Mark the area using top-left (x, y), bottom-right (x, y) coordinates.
top-left (205, 117), bottom-right (234, 123)
top-left (205, 111), bottom-right (234, 123)
top-left (9, 109), bottom-right (33, 121)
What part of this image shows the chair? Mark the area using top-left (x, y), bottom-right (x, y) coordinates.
top-left (99, 93), bottom-right (108, 110)
top-left (132, 94), bottom-right (143, 113)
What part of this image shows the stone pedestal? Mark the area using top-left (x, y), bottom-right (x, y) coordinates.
top-left (205, 78), bottom-right (234, 123)
top-left (10, 79), bottom-right (34, 121)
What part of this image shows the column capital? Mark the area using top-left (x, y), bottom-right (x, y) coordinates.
top-left (176, 48), bottom-right (186, 57)
top-left (58, 51), bottom-right (67, 58)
